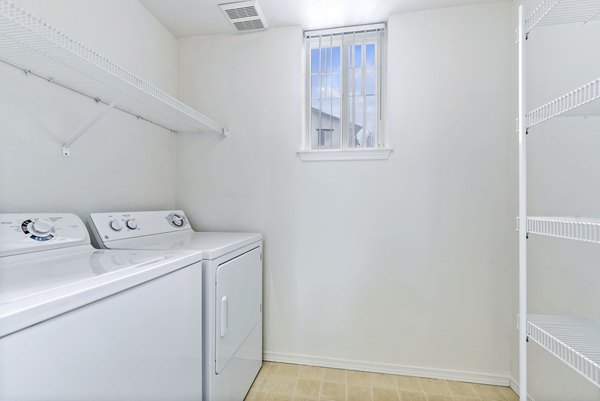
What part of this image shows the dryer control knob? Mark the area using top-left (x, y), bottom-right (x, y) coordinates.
top-left (109, 219), bottom-right (122, 231)
top-left (167, 213), bottom-right (187, 228)
top-left (30, 219), bottom-right (53, 235)
top-left (172, 215), bottom-right (184, 227)
top-left (125, 219), bottom-right (138, 230)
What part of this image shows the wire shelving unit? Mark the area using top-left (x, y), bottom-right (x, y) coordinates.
top-left (527, 315), bottom-right (600, 387)
top-left (526, 78), bottom-right (600, 127)
top-left (518, 1), bottom-right (600, 399)
top-left (527, 216), bottom-right (600, 243)
top-left (526, 0), bottom-right (600, 33)
top-left (0, 0), bottom-right (228, 155)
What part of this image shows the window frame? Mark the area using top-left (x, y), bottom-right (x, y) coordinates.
top-left (300, 23), bottom-right (392, 162)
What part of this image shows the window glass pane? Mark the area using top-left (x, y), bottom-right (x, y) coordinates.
top-left (321, 99), bottom-right (332, 130)
top-left (320, 74), bottom-right (328, 99)
top-left (354, 45), bottom-right (362, 68)
top-left (331, 98), bottom-right (342, 148)
top-left (331, 47), bottom-right (341, 72)
top-left (318, 46), bottom-right (340, 73)
top-left (310, 98), bottom-right (342, 150)
top-left (347, 99), bottom-right (356, 148)
top-left (311, 48), bottom-right (320, 73)
top-left (347, 71), bottom-right (353, 97)
top-left (321, 48), bottom-right (333, 72)
top-left (352, 69), bottom-right (362, 96)
top-left (366, 44), bottom-right (375, 67)
top-left (330, 73), bottom-right (341, 99)
top-left (366, 69), bottom-right (376, 95)
top-left (310, 99), bottom-right (320, 148)
top-left (321, 99), bottom-right (333, 149)
top-left (320, 73), bottom-right (341, 100)
top-left (365, 95), bottom-right (377, 147)
top-left (351, 96), bottom-right (365, 147)
top-left (311, 75), bottom-right (320, 100)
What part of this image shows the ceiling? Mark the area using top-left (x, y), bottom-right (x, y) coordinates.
top-left (139, 0), bottom-right (507, 38)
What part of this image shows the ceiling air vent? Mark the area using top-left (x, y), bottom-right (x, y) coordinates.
top-left (219, 1), bottom-right (268, 33)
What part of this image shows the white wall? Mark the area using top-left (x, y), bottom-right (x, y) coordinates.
top-left (177, 2), bottom-right (516, 382)
top-left (0, 0), bottom-right (179, 221)
top-left (512, 1), bottom-right (600, 399)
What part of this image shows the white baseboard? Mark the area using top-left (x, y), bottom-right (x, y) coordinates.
top-left (263, 351), bottom-right (511, 387)
top-left (509, 377), bottom-right (536, 401)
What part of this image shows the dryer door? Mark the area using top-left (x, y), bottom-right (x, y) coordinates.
top-left (215, 247), bottom-right (262, 374)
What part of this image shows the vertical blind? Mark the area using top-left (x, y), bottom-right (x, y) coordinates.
top-left (305, 23), bottom-right (385, 150)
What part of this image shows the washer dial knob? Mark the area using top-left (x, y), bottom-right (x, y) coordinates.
top-left (109, 219), bottom-right (122, 231)
top-left (21, 218), bottom-right (55, 241)
top-left (30, 219), bottom-right (53, 235)
top-left (125, 219), bottom-right (138, 230)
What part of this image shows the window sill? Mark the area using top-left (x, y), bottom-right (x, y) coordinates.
top-left (297, 148), bottom-right (393, 162)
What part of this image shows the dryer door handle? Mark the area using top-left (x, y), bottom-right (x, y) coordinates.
top-left (220, 296), bottom-right (228, 338)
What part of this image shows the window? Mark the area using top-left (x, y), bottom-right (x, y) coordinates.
top-left (301, 24), bottom-right (390, 161)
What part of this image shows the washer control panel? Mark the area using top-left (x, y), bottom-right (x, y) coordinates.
top-left (0, 213), bottom-right (90, 257)
top-left (89, 210), bottom-right (192, 244)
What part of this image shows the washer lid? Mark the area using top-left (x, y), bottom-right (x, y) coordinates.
top-left (0, 247), bottom-right (201, 337)
top-left (104, 231), bottom-right (262, 260)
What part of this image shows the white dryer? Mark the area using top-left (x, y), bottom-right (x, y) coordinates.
top-left (89, 210), bottom-right (263, 401)
top-left (0, 213), bottom-right (203, 401)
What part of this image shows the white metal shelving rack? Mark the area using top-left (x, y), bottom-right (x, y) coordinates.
top-left (0, 0), bottom-right (228, 156)
top-left (518, 1), bottom-right (600, 399)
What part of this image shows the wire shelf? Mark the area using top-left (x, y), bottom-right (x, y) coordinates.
top-left (527, 216), bottom-right (600, 244)
top-left (527, 315), bottom-right (600, 388)
top-left (526, 0), bottom-right (600, 33)
top-left (0, 0), bottom-right (224, 134)
top-left (526, 78), bottom-right (600, 127)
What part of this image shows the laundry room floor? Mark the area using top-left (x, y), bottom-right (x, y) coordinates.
top-left (245, 362), bottom-right (518, 401)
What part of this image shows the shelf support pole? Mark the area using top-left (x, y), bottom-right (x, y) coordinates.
top-left (517, 5), bottom-right (528, 401)
top-left (62, 93), bottom-right (126, 156)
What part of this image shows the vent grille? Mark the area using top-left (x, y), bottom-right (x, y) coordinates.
top-left (225, 6), bottom-right (258, 20)
top-left (234, 19), bottom-right (264, 31)
top-left (219, 1), bottom-right (267, 33)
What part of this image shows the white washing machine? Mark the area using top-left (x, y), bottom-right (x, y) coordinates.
top-left (89, 210), bottom-right (263, 401)
top-left (0, 213), bottom-right (203, 401)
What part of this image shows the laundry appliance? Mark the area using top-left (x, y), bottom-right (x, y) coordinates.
top-left (89, 210), bottom-right (263, 401)
top-left (0, 213), bottom-right (203, 401)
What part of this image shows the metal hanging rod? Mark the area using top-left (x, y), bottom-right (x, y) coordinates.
top-left (1, 59), bottom-right (179, 134)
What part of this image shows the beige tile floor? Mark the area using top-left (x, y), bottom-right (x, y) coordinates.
top-left (245, 362), bottom-right (518, 401)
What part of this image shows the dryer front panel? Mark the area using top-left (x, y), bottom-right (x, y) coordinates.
top-left (215, 246), bottom-right (262, 374)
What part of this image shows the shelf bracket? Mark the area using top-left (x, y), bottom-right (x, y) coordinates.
top-left (62, 93), bottom-right (126, 156)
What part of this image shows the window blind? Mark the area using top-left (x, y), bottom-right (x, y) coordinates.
top-left (305, 23), bottom-right (385, 150)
